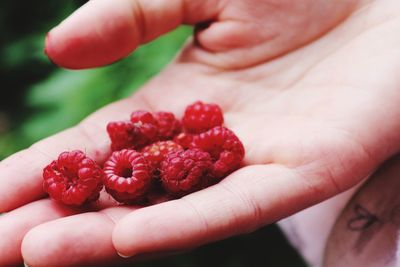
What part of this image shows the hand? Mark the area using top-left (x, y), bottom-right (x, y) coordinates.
top-left (2, 0), bottom-right (400, 266)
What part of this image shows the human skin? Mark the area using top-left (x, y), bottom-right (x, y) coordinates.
top-left (280, 154), bottom-right (400, 267)
top-left (1, 0), bottom-right (400, 266)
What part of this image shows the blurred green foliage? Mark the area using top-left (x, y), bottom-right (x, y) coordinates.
top-left (0, 1), bottom-right (307, 266)
top-left (0, 0), bottom-right (191, 159)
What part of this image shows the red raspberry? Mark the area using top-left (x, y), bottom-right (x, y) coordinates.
top-left (173, 132), bottom-right (194, 149)
top-left (107, 121), bottom-right (136, 151)
top-left (154, 111), bottom-right (182, 140)
top-left (103, 149), bottom-right (152, 204)
top-left (182, 101), bottom-right (224, 133)
top-left (134, 122), bottom-right (158, 148)
top-left (107, 121), bottom-right (158, 151)
top-left (141, 141), bottom-right (183, 173)
top-left (160, 149), bottom-right (213, 196)
top-left (191, 126), bottom-right (245, 179)
top-left (43, 150), bottom-right (103, 206)
top-left (130, 110), bottom-right (157, 125)
top-left (130, 110), bottom-right (159, 147)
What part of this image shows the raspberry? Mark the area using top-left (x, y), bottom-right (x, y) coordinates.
top-left (43, 150), bottom-right (103, 206)
top-left (173, 132), bottom-right (194, 149)
top-left (141, 141), bottom-right (183, 173)
top-left (129, 110), bottom-right (159, 148)
top-left (103, 149), bottom-right (152, 204)
top-left (130, 110), bottom-right (157, 125)
top-left (107, 121), bottom-right (158, 151)
top-left (191, 126), bottom-right (245, 179)
top-left (182, 101), bottom-right (224, 133)
top-left (160, 149), bottom-right (213, 196)
top-left (154, 111), bottom-right (182, 140)
top-left (107, 121), bottom-right (136, 151)
top-left (134, 122), bottom-right (159, 148)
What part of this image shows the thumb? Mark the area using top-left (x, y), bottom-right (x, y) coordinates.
top-left (45, 0), bottom-right (218, 69)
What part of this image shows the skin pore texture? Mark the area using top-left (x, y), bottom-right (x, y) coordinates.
top-left (1, 0), bottom-right (400, 266)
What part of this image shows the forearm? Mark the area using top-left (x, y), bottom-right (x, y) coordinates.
top-left (279, 186), bottom-right (359, 267)
top-left (279, 155), bottom-right (400, 267)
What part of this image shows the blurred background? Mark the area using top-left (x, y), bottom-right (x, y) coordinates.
top-left (0, 1), bottom-right (307, 266)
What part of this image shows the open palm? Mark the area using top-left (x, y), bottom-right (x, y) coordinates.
top-left (2, 0), bottom-right (400, 266)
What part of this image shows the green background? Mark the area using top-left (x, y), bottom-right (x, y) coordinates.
top-left (0, 1), bottom-right (307, 266)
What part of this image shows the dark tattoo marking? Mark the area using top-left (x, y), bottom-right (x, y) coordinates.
top-left (345, 203), bottom-right (385, 253)
top-left (347, 204), bottom-right (382, 231)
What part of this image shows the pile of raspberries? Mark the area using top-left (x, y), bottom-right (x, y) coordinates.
top-left (43, 101), bottom-right (245, 206)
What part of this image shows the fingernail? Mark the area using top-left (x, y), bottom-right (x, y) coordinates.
top-left (117, 252), bottom-right (132, 259)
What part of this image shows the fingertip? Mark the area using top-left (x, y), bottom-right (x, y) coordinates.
top-left (44, 31), bottom-right (61, 68)
top-left (112, 207), bottom-right (165, 258)
top-left (43, 0), bottom-right (139, 69)
top-left (21, 226), bottom-right (46, 267)
top-left (112, 216), bottom-right (137, 258)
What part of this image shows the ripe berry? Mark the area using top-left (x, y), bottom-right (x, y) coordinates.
top-left (173, 132), bottom-right (194, 149)
top-left (130, 110), bottom-right (157, 125)
top-left (43, 150), bottom-right (103, 206)
top-left (107, 121), bottom-right (158, 151)
top-left (154, 111), bottom-right (182, 140)
top-left (107, 121), bottom-right (136, 151)
top-left (182, 101), bottom-right (224, 133)
top-left (141, 140), bottom-right (183, 173)
top-left (130, 110), bottom-right (159, 148)
top-left (160, 149), bottom-right (213, 196)
top-left (134, 122), bottom-right (159, 148)
top-left (103, 149), bottom-right (152, 204)
top-left (191, 126), bottom-right (245, 179)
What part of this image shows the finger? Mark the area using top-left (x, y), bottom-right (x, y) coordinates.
top-left (0, 97), bottom-right (147, 212)
top-left (0, 199), bottom-right (80, 266)
top-left (45, 0), bottom-right (219, 69)
top-left (112, 164), bottom-right (341, 257)
top-left (21, 207), bottom-right (135, 267)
